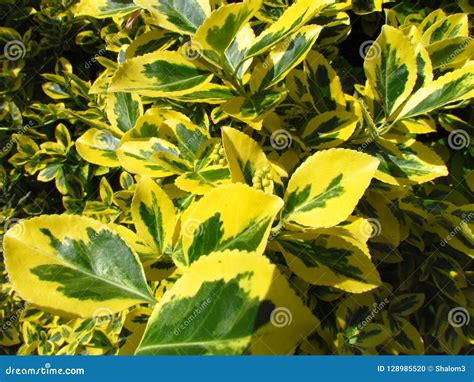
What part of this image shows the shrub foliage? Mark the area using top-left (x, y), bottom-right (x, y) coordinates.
top-left (0, 0), bottom-right (473, 355)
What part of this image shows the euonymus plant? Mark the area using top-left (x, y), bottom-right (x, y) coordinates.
top-left (0, 0), bottom-right (473, 355)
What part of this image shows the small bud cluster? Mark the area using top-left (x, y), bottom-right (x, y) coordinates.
top-left (252, 165), bottom-right (273, 192)
top-left (211, 145), bottom-right (227, 166)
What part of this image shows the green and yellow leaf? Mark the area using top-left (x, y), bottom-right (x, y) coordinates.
top-left (132, 177), bottom-right (176, 255)
top-left (170, 83), bottom-right (235, 104)
top-left (73, 0), bottom-right (139, 18)
top-left (76, 128), bottom-right (120, 167)
top-left (193, 0), bottom-right (262, 66)
top-left (364, 25), bottom-right (418, 118)
top-left (134, 0), bottom-right (211, 35)
top-left (175, 166), bottom-right (231, 195)
top-left (389, 320), bottom-right (424, 355)
top-left (162, 117), bottom-right (209, 162)
top-left (301, 110), bottom-right (358, 149)
top-left (125, 30), bottom-right (176, 59)
top-left (278, 233), bottom-right (381, 293)
top-left (106, 92), bottom-right (143, 134)
top-left (136, 250), bottom-right (318, 354)
top-left (366, 137), bottom-right (448, 185)
top-left (181, 183), bottom-right (283, 266)
top-left (109, 51), bottom-right (213, 97)
top-left (304, 51), bottom-right (346, 112)
top-left (250, 25), bottom-right (322, 91)
top-left (117, 138), bottom-right (183, 177)
top-left (398, 63), bottom-right (474, 119)
top-left (243, 0), bottom-right (331, 59)
top-left (421, 13), bottom-right (469, 46)
top-left (426, 37), bottom-right (474, 70)
top-left (223, 24), bottom-right (255, 84)
top-left (283, 149), bottom-right (379, 229)
top-left (222, 126), bottom-right (274, 192)
top-left (222, 90), bottom-right (287, 130)
top-left (3, 215), bottom-right (154, 317)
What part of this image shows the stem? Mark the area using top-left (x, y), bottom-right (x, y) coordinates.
top-left (356, 96), bottom-right (379, 141)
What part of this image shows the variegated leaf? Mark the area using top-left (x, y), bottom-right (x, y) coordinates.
top-left (134, 0), bottom-right (211, 35)
top-left (283, 149), bottom-right (379, 229)
top-left (74, 0), bottom-right (139, 18)
top-left (421, 13), bottom-right (469, 46)
top-left (181, 183), bottom-right (283, 266)
top-left (223, 24), bottom-right (255, 83)
top-left (132, 177), bottom-right (176, 255)
top-left (278, 233), bottom-right (381, 293)
top-left (365, 137), bottom-right (448, 185)
top-left (243, 0), bottom-right (331, 60)
top-left (170, 83), bottom-right (235, 104)
top-left (109, 51), bottom-right (213, 97)
top-left (162, 118), bottom-right (209, 162)
top-left (106, 92), bottom-right (143, 134)
top-left (136, 250), bottom-right (318, 354)
top-left (301, 110), bottom-right (358, 149)
top-left (117, 138), bottom-right (185, 177)
top-left (125, 30), bottom-right (176, 59)
top-left (175, 166), bottom-right (231, 195)
top-left (250, 25), bottom-right (322, 91)
top-left (3, 215), bottom-right (154, 317)
top-left (304, 51), bottom-right (346, 112)
top-left (426, 37), bottom-right (474, 70)
top-left (222, 126), bottom-right (274, 193)
top-left (222, 90), bottom-right (287, 130)
top-left (193, 0), bottom-right (262, 66)
top-left (364, 25), bottom-right (418, 118)
top-left (76, 128), bottom-right (120, 167)
top-left (398, 63), bottom-right (474, 119)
